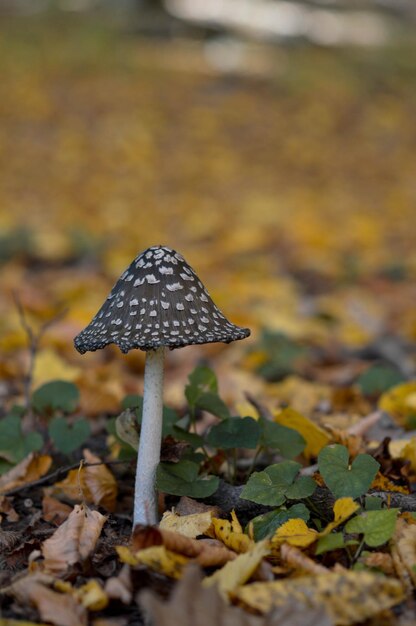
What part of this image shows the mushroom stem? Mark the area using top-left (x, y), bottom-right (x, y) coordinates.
top-left (133, 346), bottom-right (165, 526)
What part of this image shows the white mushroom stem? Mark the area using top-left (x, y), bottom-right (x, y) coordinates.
top-left (133, 346), bottom-right (165, 527)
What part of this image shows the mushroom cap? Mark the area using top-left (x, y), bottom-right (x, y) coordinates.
top-left (74, 245), bottom-right (250, 354)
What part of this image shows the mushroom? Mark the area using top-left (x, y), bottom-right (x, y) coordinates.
top-left (74, 245), bottom-right (250, 526)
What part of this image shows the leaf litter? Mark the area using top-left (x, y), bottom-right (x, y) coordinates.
top-left (0, 10), bottom-right (416, 626)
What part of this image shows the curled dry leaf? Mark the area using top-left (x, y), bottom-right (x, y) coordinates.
top-left (42, 504), bottom-right (107, 574)
top-left (234, 570), bottom-right (405, 625)
top-left (131, 524), bottom-right (236, 567)
top-left (362, 552), bottom-right (395, 575)
top-left (175, 496), bottom-right (220, 517)
top-left (6, 572), bottom-right (87, 626)
top-left (0, 453), bottom-right (52, 494)
top-left (280, 544), bottom-right (329, 575)
top-left (0, 495), bottom-right (19, 522)
top-left (45, 450), bottom-right (117, 511)
top-left (159, 510), bottom-right (214, 538)
top-left (392, 518), bottom-right (416, 588)
top-left (140, 564), bottom-right (332, 626)
top-left (42, 495), bottom-right (72, 525)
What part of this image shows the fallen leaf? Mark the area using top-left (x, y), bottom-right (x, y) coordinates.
top-left (6, 573), bottom-right (87, 626)
top-left (134, 545), bottom-right (189, 579)
top-left (159, 510), bottom-right (214, 538)
top-left (362, 552), bottom-right (395, 575)
top-left (379, 381), bottom-right (416, 427)
top-left (266, 376), bottom-right (332, 417)
top-left (32, 349), bottom-right (81, 388)
top-left (0, 620), bottom-right (51, 626)
top-left (203, 540), bottom-right (270, 599)
top-left (42, 495), bottom-right (72, 525)
top-left (274, 407), bottom-right (331, 459)
top-left (104, 565), bottom-right (132, 604)
top-left (210, 514), bottom-right (253, 553)
top-left (0, 495), bottom-right (19, 522)
top-left (0, 453), bottom-right (52, 494)
top-left (75, 580), bottom-right (108, 611)
top-left (140, 563), bottom-right (332, 626)
top-left (130, 524), bottom-right (237, 567)
top-left (42, 504), bottom-right (107, 574)
top-left (393, 519), bottom-right (416, 587)
top-left (234, 570), bottom-right (405, 625)
top-left (320, 498), bottom-right (360, 536)
top-left (272, 519), bottom-right (319, 549)
top-left (280, 543), bottom-right (328, 574)
top-left (46, 450), bottom-right (117, 511)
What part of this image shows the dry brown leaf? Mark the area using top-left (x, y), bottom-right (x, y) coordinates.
top-left (42, 495), bottom-right (72, 525)
top-left (46, 450), bottom-right (117, 511)
top-left (7, 573), bottom-right (87, 626)
top-left (42, 503), bottom-right (107, 574)
top-left (0, 454), bottom-right (52, 494)
top-left (362, 552), bottom-right (395, 575)
top-left (104, 565), bottom-right (132, 605)
top-left (0, 495), bottom-right (19, 522)
top-left (132, 524), bottom-right (236, 566)
top-left (234, 570), bottom-right (405, 625)
top-left (140, 563), bottom-right (332, 626)
top-left (392, 518), bottom-right (416, 588)
top-left (81, 450), bottom-right (118, 511)
top-left (280, 543), bottom-right (329, 575)
top-left (175, 496), bottom-right (220, 517)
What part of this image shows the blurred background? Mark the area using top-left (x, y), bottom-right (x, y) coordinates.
top-left (0, 0), bottom-right (415, 414)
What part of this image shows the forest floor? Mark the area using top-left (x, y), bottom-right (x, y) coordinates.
top-left (0, 11), bottom-right (416, 626)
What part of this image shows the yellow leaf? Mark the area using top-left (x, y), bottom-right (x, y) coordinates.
top-left (203, 540), bottom-right (270, 599)
top-left (274, 407), bottom-right (331, 459)
top-left (320, 498), bottom-right (360, 536)
top-left (159, 510), bottom-right (213, 539)
top-left (400, 438), bottom-right (416, 473)
top-left (135, 546), bottom-right (189, 579)
top-left (272, 519), bottom-right (318, 548)
top-left (32, 349), bottom-right (81, 388)
top-left (76, 580), bottom-right (109, 611)
top-left (116, 545), bottom-right (139, 566)
top-left (234, 571), bottom-right (405, 624)
top-left (267, 376), bottom-right (332, 417)
top-left (379, 381), bottom-right (416, 427)
top-left (234, 401), bottom-right (259, 421)
top-left (211, 516), bottom-right (253, 553)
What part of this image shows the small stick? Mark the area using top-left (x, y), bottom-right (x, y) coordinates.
top-left (13, 293), bottom-right (67, 432)
top-left (245, 392), bottom-right (274, 421)
top-left (3, 459), bottom-right (130, 497)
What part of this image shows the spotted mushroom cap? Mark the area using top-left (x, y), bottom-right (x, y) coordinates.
top-left (74, 245), bottom-right (250, 354)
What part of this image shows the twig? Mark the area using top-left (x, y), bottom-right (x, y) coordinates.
top-left (3, 459), bottom-right (130, 496)
top-left (245, 392), bottom-right (274, 420)
top-left (13, 293), bottom-right (68, 431)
